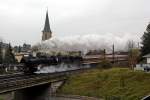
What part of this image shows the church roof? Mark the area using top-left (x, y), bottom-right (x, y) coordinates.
top-left (43, 11), bottom-right (51, 33)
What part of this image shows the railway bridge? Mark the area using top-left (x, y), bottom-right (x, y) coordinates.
top-left (0, 69), bottom-right (82, 100)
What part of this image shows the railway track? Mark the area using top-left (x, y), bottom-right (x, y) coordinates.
top-left (0, 67), bottom-right (89, 82)
top-left (0, 73), bottom-right (24, 80)
top-left (0, 67), bottom-right (87, 83)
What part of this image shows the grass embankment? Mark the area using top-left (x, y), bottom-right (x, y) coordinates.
top-left (58, 68), bottom-right (150, 100)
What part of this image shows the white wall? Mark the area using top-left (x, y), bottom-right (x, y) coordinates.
top-left (147, 58), bottom-right (150, 63)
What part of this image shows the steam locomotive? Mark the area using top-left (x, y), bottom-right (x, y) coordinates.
top-left (20, 55), bottom-right (83, 73)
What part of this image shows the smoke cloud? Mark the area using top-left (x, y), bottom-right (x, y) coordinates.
top-left (37, 33), bottom-right (139, 53)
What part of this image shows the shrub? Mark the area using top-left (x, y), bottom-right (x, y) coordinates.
top-left (97, 59), bottom-right (112, 69)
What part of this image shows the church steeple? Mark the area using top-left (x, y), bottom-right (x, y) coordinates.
top-left (43, 10), bottom-right (51, 33)
top-left (42, 10), bottom-right (52, 41)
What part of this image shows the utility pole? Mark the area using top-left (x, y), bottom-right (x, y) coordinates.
top-left (112, 44), bottom-right (115, 64)
top-left (103, 49), bottom-right (106, 60)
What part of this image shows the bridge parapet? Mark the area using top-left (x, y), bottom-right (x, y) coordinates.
top-left (0, 73), bottom-right (67, 94)
top-left (0, 67), bottom-right (88, 95)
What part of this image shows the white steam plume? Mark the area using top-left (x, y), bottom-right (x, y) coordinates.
top-left (36, 34), bottom-right (140, 53)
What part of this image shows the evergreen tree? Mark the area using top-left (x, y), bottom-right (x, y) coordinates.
top-left (141, 23), bottom-right (150, 56)
top-left (3, 44), bottom-right (16, 64)
top-left (0, 43), bottom-right (2, 64)
top-left (18, 45), bottom-right (21, 53)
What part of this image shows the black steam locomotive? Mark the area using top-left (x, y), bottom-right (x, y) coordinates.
top-left (20, 55), bottom-right (83, 73)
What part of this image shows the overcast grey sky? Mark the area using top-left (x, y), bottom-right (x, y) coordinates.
top-left (0, 0), bottom-right (150, 46)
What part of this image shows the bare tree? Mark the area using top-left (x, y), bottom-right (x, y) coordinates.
top-left (128, 48), bottom-right (140, 69)
top-left (127, 40), bottom-right (135, 51)
top-left (126, 40), bottom-right (140, 69)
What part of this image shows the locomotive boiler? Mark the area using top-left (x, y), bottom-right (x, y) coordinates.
top-left (20, 55), bottom-right (83, 73)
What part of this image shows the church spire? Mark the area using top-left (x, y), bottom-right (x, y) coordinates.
top-left (42, 10), bottom-right (52, 41)
top-left (43, 10), bottom-right (51, 33)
